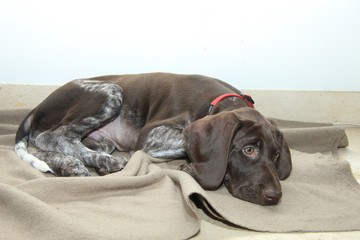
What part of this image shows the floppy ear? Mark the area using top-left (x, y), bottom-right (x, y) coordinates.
top-left (182, 112), bottom-right (241, 190)
top-left (276, 131), bottom-right (292, 180)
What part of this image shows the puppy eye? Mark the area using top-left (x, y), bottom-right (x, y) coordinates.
top-left (243, 146), bottom-right (255, 155)
top-left (274, 152), bottom-right (280, 161)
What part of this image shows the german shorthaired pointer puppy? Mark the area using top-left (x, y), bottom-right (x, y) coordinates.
top-left (15, 73), bottom-right (292, 205)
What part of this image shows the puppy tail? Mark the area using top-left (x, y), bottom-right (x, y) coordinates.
top-left (14, 111), bottom-right (53, 173)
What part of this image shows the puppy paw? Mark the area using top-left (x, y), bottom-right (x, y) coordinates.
top-left (178, 163), bottom-right (195, 177)
top-left (95, 155), bottom-right (128, 175)
top-left (60, 161), bottom-right (90, 177)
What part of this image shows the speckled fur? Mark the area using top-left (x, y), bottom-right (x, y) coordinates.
top-left (22, 79), bottom-right (127, 176)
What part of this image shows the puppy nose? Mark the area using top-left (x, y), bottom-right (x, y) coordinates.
top-left (263, 189), bottom-right (282, 205)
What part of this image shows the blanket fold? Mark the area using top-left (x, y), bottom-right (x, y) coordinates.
top-left (1, 109), bottom-right (360, 240)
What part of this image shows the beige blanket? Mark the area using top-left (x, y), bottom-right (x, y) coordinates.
top-left (1, 109), bottom-right (360, 240)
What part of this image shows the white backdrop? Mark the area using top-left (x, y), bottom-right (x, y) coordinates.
top-left (0, 0), bottom-right (359, 91)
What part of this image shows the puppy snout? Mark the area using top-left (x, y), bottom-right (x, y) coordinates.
top-left (263, 189), bottom-right (282, 205)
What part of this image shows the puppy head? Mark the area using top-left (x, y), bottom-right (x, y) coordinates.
top-left (183, 108), bottom-right (291, 205)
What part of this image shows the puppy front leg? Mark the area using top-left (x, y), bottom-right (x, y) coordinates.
top-left (136, 124), bottom-right (187, 159)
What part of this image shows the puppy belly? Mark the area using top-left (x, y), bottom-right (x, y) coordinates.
top-left (86, 115), bottom-right (140, 152)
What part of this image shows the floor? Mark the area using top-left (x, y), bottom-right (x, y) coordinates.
top-left (1, 84), bottom-right (360, 240)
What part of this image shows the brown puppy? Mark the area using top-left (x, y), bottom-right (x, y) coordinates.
top-left (15, 73), bottom-right (291, 205)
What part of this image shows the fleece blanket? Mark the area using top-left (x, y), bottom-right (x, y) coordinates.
top-left (1, 109), bottom-right (360, 240)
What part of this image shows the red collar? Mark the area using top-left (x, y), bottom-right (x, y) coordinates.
top-left (206, 93), bottom-right (255, 115)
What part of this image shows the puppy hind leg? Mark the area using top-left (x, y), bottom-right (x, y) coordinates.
top-left (81, 137), bottom-right (129, 175)
top-left (33, 80), bottom-right (128, 176)
top-left (69, 144), bottom-right (127, 176)
top-left (33, 151), bottom-right (90, 177)
top-left (38, 80), bottom-right (129, 174)
top-left (35, 129), bottom-right (128, 176)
